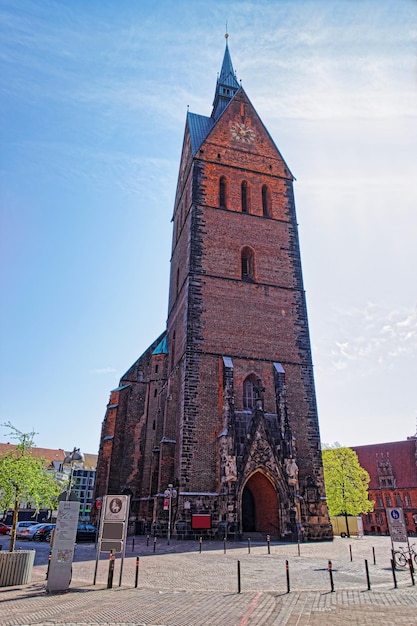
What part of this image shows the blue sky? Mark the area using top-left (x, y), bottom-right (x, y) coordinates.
top-left (1, 0), bottom-right (416, 454)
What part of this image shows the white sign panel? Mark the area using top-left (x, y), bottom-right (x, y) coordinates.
top-left (104, 495), bottom-right (129, 522)
top-left (46, 500), bottom-right (80, 592)
top-left (386, 507), bottom-right (408, 542)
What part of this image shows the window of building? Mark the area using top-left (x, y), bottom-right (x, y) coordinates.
top-left (366, 513), bottom-right (373, 524)
top-left (219, 176), bottom-right (227, 208)
top-left (395, 494), bottom-right (402, 507)
top-left (241, 247), bottom-right (254, 281)
top-left (376, 513), bottom-right (383, 525)
top-left (171, 331), bottom-right (176, 370)
top-left (241, 181), bottom-right (250, 213)
top-left (376, 496), bottom-right (383, 508)
top-left (404, 493), bottom-right (412, 507)
top-left (243, 376), bottom-right (259, 410)
top-left (262, 185), bottom-right (271, 217)
top-left (385, 495), bottom-right (392, 507)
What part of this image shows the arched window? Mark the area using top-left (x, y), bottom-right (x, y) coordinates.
top-left (219, 176), bottom-right (227, 208)
top-left (170, 331), bottom-right (176, 370)
top-left (241, 246), bottom-right (254, 281)
top-left (241, 181), bottom-right (249, 213)
top-left (262, 185), bottom-right (271, 217)
top-left (243, 376), bottom-right (258, 409)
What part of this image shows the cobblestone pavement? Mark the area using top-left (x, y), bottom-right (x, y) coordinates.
top-left (1, 535), bottom-right (416, 625)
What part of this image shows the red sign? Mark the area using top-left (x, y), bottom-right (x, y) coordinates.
top-left (96, 498), bottom-right (102, 509)
top-left (192, 514), bottom-right (211, 529)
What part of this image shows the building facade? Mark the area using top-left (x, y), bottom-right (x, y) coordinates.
top-left (94, 39), bottom-right (331, 541)
top-left (353, 436), bottom-right (417, 536)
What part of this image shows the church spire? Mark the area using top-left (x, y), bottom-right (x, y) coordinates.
top-left (212, 33), bottom-right (240, 121)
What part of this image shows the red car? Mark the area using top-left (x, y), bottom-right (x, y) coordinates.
top-left (0, 522), bottom-right (11, 535)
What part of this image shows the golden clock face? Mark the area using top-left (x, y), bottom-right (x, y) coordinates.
top-left (230, 122), bottom-right (256, 144)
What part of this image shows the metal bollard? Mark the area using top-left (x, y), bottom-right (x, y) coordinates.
top-left (349, 544), bottom-right (352, 562)
top-left (45, 551), bottom-right (52, 580)
top-left (237, 560), bottom-right (241, 594)
top-left (132, 536), bottom-right (135, 551)
top-left (328, 560), bottom-right (334, 592)
top-left (372, 546), bottom-right (376, 565)
top-left (297, 540), bottom-right (300, 557)
top-left (408, 558), bottom-right (415, 585)
top-left (267, 534), bottom-right (270, 555)
top-left (134, 556), bottom-right (139, 588)
top-left (153, 536), bottom-right (157, 553)
top-left (199, 536), bottom-right (202, 553)
top-left (285, 559), bottom-right (290, 593)
top-left (224, 537), bottom-right (227, 554)
top-left (365, 559), bottom-right (371, 590)
top-left (248, 538), bottom-right (251, 554)
top-left (390, 559), bottom-right (397, 588)
top-left (107, 551), bottom-right (115, 589)
top-left (147, 534), bottom-right (150, 546)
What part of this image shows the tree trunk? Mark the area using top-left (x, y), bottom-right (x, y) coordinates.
top-left (344, 511), bottom-right (350, 538)
top-left (9, 497), bottom-right (19, 552)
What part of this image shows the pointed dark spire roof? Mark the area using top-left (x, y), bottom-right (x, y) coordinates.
top-left (212, 35), bottom-right (240, 121)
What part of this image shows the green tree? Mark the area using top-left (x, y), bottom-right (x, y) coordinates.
top-left (322, 446), bottom-right (373, 537)
top-left (0, 422), bottom-right (62, 551)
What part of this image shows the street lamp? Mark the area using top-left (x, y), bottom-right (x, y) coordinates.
top-left (164, 484), bottom-right (177, 545)
top-left (64, 447), bottom-right (84, 501)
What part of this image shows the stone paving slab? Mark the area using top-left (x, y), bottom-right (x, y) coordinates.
top-left (1, 536), bottom-right (416, 625)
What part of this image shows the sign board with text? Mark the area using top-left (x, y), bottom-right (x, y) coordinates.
top-left (386, 507), bottom-right (407, 542)
top-left (46, 500), bottom-right (80, 593)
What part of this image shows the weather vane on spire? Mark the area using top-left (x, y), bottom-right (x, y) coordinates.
top-left (225, 22), bottom-right (229, 40)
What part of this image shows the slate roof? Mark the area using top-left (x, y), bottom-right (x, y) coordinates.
top-left (187, 112), bottom-right (214, 155)
top-left (152, 335), bottom-right (169, 355)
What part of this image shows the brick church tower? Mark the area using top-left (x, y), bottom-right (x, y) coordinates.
top-left (94, 38), bottom-right (332, 541)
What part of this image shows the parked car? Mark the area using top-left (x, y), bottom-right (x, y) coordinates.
top-left (76, 523), bottom-right (97, 542)
top-left (17, 523), bottom-right (45, 540)
top-left (0, 522), bottom-right (11, 535)
top-left (15, 521), bottom-right (39, 537)
top-left (33, 524), bottom-right (56, 542)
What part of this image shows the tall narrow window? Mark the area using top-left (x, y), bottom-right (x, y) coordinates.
top-left (219, 176), bottom-right (227, 208)
top-left (241, 247), bottom-right (254, 281)
top-left (241, 181), bottom-right (249, 213)
top-left (170, 331), bottom-right (176, 370)
top-left (243, 376), bottom-right (259, 409)
top-left (176, 267), bottom-right (180, 296)
top-left (262, 185), bottom-right (271, 217)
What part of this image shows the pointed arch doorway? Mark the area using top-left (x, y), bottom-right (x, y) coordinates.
top-left (242, 471), bottom-right (279, 536)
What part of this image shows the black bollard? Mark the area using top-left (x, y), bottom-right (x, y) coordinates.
top-left (267, 534), bottom-right (271, 555)
top-left (349, 544), bottom-right (352, 562)
top-left (199, 536), bottom-right (202, 553)
top-left (153, 536), bottom-right (157, 553)
top-left (372, 546), bottom-right (376, 565)
top-left (107, 551), bottom-right (115, 589)
top-left (297, 540), bottom-right (300, 557)
top-left (365, 559), bottom-right (371, 590)
top-left (224, 537), bottom-right (227, 554)
top-left (147, 534), bottom-right (150, 547)
top-left (391, 559), bottom-right (398, 588)
top-left (45, 551), bottom-right (52, 580)
top-left (134, 556), bottom-right (139, 588)
top-left (285, 559), bottom-right (290, 593)
top-left (248, 537), bottom-right (251, 554)
top-left (132, 536), bottom-right (135, 551)
top-left (237, 560), bottom-right (241, 594)
top-left (328, 560), bottom-right (334, 592)
top-left (408, 558), bottom-right (415, 585)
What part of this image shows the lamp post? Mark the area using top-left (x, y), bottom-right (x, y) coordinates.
top-left (64, 447), bottom-right (84, 501)
top-left (164, 484), bottom-right (177, 545)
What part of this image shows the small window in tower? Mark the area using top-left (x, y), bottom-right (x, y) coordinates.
top-left (171, 331), bottom-right (176, 370)
top-left (154, 388), bottom-right (157, 398)
top-left (262, 185), bottom-right (271, 217)
top-left (241, 181), bottom-right (249, 213)
top-left (241, 247), bottom-right (254, 281)
top-left (219, 176), bottom-right (227, 208)
top-left (176, 267), bottom-right (180, 296)
top-left (243, 376), bottom-right (258, 410)
top-left (155, 364), bottom-right (159, 374)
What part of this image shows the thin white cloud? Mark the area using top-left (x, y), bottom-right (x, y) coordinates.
top-left (91, 367), bottom-right (116, 375)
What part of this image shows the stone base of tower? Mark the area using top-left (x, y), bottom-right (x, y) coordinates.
top-left (134, 492), bottom-right (333, 542)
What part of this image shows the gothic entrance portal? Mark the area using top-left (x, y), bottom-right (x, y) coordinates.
top-left (241, 472), bottom-right (279, 536)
